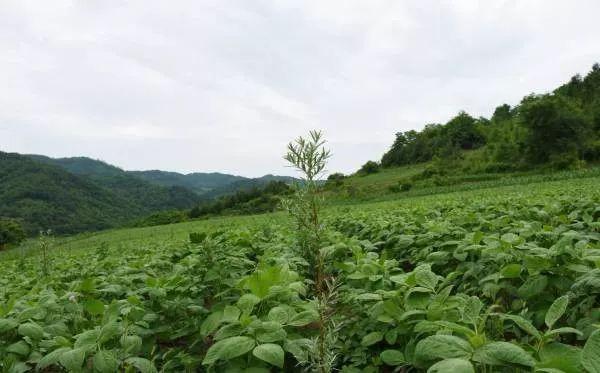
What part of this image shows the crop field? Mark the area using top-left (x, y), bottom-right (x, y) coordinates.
top-left (1, 176), bottom-right (600, 372)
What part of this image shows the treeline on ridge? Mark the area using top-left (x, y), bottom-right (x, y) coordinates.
top-left (378, 63), bottom-right (600, 172)
top-left (132, 181), bottom-right (293, 227)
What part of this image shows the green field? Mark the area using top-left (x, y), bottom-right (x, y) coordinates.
top-left (1, 173), bottom-right (600, 372)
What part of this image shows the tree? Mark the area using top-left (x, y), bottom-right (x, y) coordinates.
top-left (358, 160), bottom-right (380, 175)
top-left (325, 172), bottom-right (345, 187)
top-left (442, 111), bottom-right (486, 150)
top-left (520, 94), bottom-right (589, 164)
top-left (491, 104), bottom-right (513, 123)
top-left (0, 218), bottom-right (26, 250)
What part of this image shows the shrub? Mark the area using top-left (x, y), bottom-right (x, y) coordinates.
top-left (548, 151), bottom-right (581, 170)
top-left (189, 232), bottom-right (207, 243)
top-left (358, 161), bottom-right (380, 175)
top-left (134, 210), bottom-right (188, 227)
top-left (326, 173), bottom-right (346, 187)
top-left (583, 139), bottom-right (600, 161)
top-left (483, 162), bottom-right (514, 173)
top-left (388, 181), bottom-right (413, 193)
top-left (0, 218), bottom-right (26, 250)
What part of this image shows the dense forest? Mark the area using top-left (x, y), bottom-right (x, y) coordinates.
top-left (128, 170), bottom-right (247, 194)
top-left (132, 180), bottom-right (293, 227)
top-left (0, 153), bottom-right (200, 235)
top-left (0, 154), bottom-right (299, 235)
top-left (379, 63), bottom-right (600, 172)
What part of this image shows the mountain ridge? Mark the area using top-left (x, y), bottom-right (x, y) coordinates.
top-left (1, 152), bottom-right (201, 234)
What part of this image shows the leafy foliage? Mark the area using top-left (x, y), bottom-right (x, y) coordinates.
top-left (0, 218), bottom-right (25, 250)
top-left (0, 152), bottom-right (200, 235)
top-left (0, 174), bottom-right (598, 371)
top-left (380, 63), bottom-right (600, 171)
top-left (188, 181), bottom-right (292, 219)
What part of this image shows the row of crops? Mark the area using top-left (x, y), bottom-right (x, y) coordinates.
top-left (0, 177), bottom-right (599, 372)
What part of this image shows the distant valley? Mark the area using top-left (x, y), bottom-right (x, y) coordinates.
top-left (0, 152), bottom-right (297, 234)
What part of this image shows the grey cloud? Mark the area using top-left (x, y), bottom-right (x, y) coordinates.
top-left (1, 0), bottom-right (599, 176)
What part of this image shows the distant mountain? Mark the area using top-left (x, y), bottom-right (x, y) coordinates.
top-left (2, 153), bottom-right (200, 234)
top-left (129, 170), bottom-right (246, 194)
top-left (4, 153), bottom-right (300, 234)
top-left (27, 154), bottom-right (124, 177)
top-left (26, 155), bottom-right (298, 197)
top-left (201, 174), bottom-right (300, 199)
top-left (1, 152), bottom-right (133, 234)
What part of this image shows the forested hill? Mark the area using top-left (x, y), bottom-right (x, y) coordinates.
top-left (376, 63), bottom-right (600, 173)
top-left (29, 155), bottom-right (299, 196)
top-left (128, 170), bottom-right (246, 195)
top-left (27, 154), bottom-right (124, 177)
top-left (1, 153), bottom-right (300, 234)
top-left (0, 152), bottom-right (200, 234)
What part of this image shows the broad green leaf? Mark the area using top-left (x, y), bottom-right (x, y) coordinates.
top-left (237, 294), bottom-right (261, 314)
top-left (518, 276), bottom-right (548, 299)
top-left (93, 350), bottom-right (120, 373)
top-left (37, 347), bottom-right (71, 369)
top-left (428, 358), bottom-right (474, 373)
top-left (98, 321), bottom-right (121, 344)
top-left (84, 298), bottom-right (105, 316)
top-left (385, 329), bottom-right (398, 344)
top-left (267, 306), bottom-right (295, 324)
top-left (214, 323), bottom-right (243, 341)
top-left (414, 265), bottom-right (439, 290)
top-left (255, 321), bottom-right (286, 343)
top-left (361, 331), bottom-right (383, 347)
top-left (222, 305), bottom-right (241, 323)
top-left (473, 342), bottom-right (535, 368)
top-left (537, 342), bottom-right (582, 373)
top-left (582, 330), bottom-right (600, 373)
top-left (0, 318), bottom-right (18, 333)
top-left (59, 348), bottom-right (86, 371)
top-left (6, 341), bottom-right (30, 356)
top-left (501, 233), bottom-right (520, 245)
top-left (5, 362), bottom-right (29, 373)
top-left (380, 349), bottom-right (405, 366)
top-left (75, 329), bottom-right (100, 351)
top-left (461, 296), bottom-right (483, 325)
top-left (202, 336), bottom-right (255, 365)
top-left (289, 310), bottom-right (318, 327)
top-left (17, 322), bottom-right (44, 340)
top-left (545, 295), bottom-right (569, 329)
top-left (124, 357), bottom-right (157, 373)
top-left (545, 327), bottom-right (583, 338)
top-left (432, 321), bottom-right (476, 337)
top-left (253, 343), bottom-right (284, 368)
top-left (500, 263), bottom-right (522, 278)
top-left (415, 335), bottom-right (473, 361)
top-left (284, 338), bottom-right (311, 362)
top-left (502, 314), bottom-right (542, 339)
top-left (120, 334), bottom-right (142, 354)
top-left (200, 311), bottom-right (223, 336)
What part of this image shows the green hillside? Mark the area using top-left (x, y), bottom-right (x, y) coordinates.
top-left (0, 152), bottom-right (136, 234)
top-left (201, 174), bottom-right (300, 199)
top-left (0, 152), bottom-right (200, 234)
top-left (2, 172), bottom-right (598, 371)
top-left (374, 63), bottom-right (600, 174)
top-left (27, 155), bottom-right (124, 177)
top-left (129, 170), bottom-right (246, 194)
top-left (27, 155), bottom-right (203, 206)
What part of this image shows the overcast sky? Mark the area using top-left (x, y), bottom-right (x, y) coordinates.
top-left (1, 1), bottom-right (599, 177)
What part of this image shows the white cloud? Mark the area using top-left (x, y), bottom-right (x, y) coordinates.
top-left (1, 0), bottom-right (599, 177)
